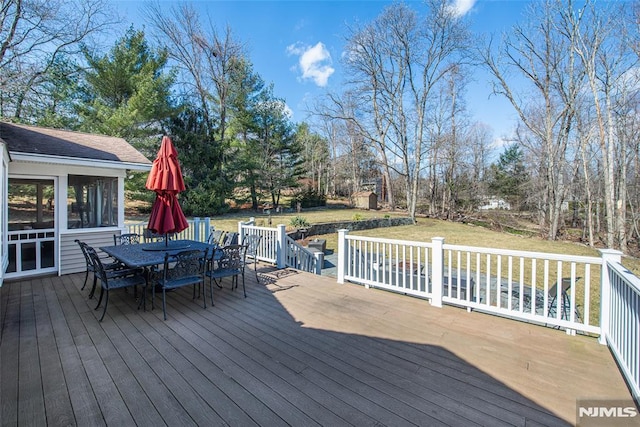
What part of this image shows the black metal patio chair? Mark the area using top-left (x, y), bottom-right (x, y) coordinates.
top-left (537, 277), bottom-right (582, 322)
top-left (87, 246), bottom-right (147, 322)
top-left (114, 233), bottom-right (140, 245)
top-left (205, 244), bottom-right (248, 305)
top-left (75, 239), bottom-right (124, 299)
top-left (207, 228), bottom-right (226, 246)
top-left (221, 231), bottom-right (239, 247)
top-left (516, 277), bottom-right (582, 322)
top-left (242, 234), bottom-right (263, 283)
top-left (152, 249), bottom-right (209, 320)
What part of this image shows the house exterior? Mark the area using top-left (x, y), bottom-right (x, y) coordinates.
top-left (353, 191), bottom-right (377, 210)
top-left (479, 197), bottom-right (511, 210)
top-left (0, 122), bottom-right (152, 285)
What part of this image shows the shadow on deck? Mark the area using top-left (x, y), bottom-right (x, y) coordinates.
top-left (0, 264), bottom-right (631, 425)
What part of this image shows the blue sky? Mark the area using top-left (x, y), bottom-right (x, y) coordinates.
top-left (110, 0), bottom-right (531, 144)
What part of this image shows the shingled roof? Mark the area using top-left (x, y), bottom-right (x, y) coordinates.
top-left (0, 122), bottom-right (151, 166)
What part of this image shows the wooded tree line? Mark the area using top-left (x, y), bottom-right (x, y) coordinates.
top-left (2, 0), bottom-right (640, 253)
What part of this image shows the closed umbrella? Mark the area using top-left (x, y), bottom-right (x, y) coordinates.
top-left (146, 136), bottom-right (188, 245)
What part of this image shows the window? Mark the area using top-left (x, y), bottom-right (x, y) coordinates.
top-left (68, 175), bottom-right (118, 228)
top-left (8, 179), bottom-right (55, 231)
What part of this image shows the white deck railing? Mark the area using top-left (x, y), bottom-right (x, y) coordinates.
top-left (284, 236), bottom-right (323, 274)
top-left (237, 221), bottom-right (279, 264)
top-left (127, 219), bottom-right (324, 275)
top-left (236, 222), bottom-right (323, 275)
top-left (337, 230), bottom-right (613, 336)
top-left (604, 259), bottom-right (640, 402)
top-left (126, 217), bottom-right (211, 242)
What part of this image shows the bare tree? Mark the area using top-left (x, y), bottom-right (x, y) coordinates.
top-left (338, 0), bottom-right (471, 221)
top-left (0, 0), bottom-right (114, 120)
top-left (483, 0), bottom-right (585, 240)
top-left (568, 1), bottom-right (638, 249)
top-left (466, 122), bottom-right (493, 209)
top-left (145, 2), bottom-right (245, 143)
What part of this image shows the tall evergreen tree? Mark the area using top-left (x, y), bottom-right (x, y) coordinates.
top-left (488, 144), bottom-right (528, 210)
top-left (169, 107), bottom-right (231, 215)
top-left (77, 28), bottom-right (175, 149)
top-left (77, 28), bottom-right (176, 203)
top-left (253, 86), bottom-right (303, 209)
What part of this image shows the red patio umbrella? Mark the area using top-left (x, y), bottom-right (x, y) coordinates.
top-left (146, 136), bottom-right (189, 243)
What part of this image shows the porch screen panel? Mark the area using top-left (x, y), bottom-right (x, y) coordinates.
top-left (68, 175), bottom-right (118, 229)
top-left (7, 179), bottom-right (56, 274)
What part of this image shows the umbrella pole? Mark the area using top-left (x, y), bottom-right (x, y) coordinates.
top-left (165, 233), bottom-right (168, 246)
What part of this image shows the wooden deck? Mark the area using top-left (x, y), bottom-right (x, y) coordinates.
top-left (0, 266), bottom-right (632, 426)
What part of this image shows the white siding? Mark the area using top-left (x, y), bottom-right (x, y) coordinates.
top-left (59, 230), bottom-right (119, 275)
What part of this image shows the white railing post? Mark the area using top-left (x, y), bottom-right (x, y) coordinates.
top-left (276, 224), bottom-right (286, 269)
top-left (431, 237), bottom-right (444, 308)
top-left (203, 217), bottom-right (210, 242)
top-left (238, 217), bottom-right (256, 241)
top-left (314, 251), bottom-right (324, 275)
top-left (204, 218), bottom-right (212, 242)
top-left (337, 229), bottom-right (349, 284)
top-left (193, 217), bottom-right (201, 241)
top-left (599, 248), bottom-right (623, 345)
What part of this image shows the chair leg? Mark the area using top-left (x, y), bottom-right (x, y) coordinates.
top-left (209, 278), bottom-right (215, 306)
top-left (137, 283), bottom-right (147, 311)
top-left (99, 290), bottom-right (109, 322)
top-left (81, 269), bottom-right (89, 290)
top-left (95, 287), bottom-right (105, 310)
top-left (89, 274), bottom-right (98, 299)
top-left (162, 288), bottom-right (167, 320)
top-left (241, 272), bottom-right (246, 298)
top-left (201, 280), bottom-right (207, 309)
top-left (548, 295), bottom-right (557, 318)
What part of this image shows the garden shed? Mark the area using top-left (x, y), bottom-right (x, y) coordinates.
top-left (352, 191), bottom-right (377, 210)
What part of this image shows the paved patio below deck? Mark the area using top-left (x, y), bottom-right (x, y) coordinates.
top-left (0, 265), bottom-right (632, 426)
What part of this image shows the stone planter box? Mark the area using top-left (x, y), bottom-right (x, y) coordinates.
top-left (307, 238), bottom-right (326, 253)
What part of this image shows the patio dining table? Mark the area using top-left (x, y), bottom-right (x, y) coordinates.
top-left (99, 239), bottom-right (217, 269)
top-left (99, 239), bottom-right (220, 310)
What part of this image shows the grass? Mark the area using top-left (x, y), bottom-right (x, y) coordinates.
top-left (128, 207), bottom-right (405, 233)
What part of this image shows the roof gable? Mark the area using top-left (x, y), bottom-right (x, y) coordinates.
top-left (353, 191), bottom-right (376, 197)
top-left (0, 122), bottom-right (151, 166)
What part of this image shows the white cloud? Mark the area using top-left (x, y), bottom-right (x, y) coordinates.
top-left (448, 0), bottom-right (476, 17)
top-left (286, 41), bottom-right (335, 87)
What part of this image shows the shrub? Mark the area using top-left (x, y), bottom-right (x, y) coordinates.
top-left (290, 215), bottom-right (310, 228)
top-left (352, 213), bottom-right (363, 221)
top-left (290, 188), bottom-right (326, 209)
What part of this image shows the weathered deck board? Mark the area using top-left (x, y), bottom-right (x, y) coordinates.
top-left (0, 265), bottom-right (633, 426)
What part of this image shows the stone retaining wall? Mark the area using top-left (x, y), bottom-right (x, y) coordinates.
top-left (289, 217), bottom-right (414, 239)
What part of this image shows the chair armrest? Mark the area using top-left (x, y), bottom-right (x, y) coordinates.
top-left (106, 267), bottom-right (145, 279)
